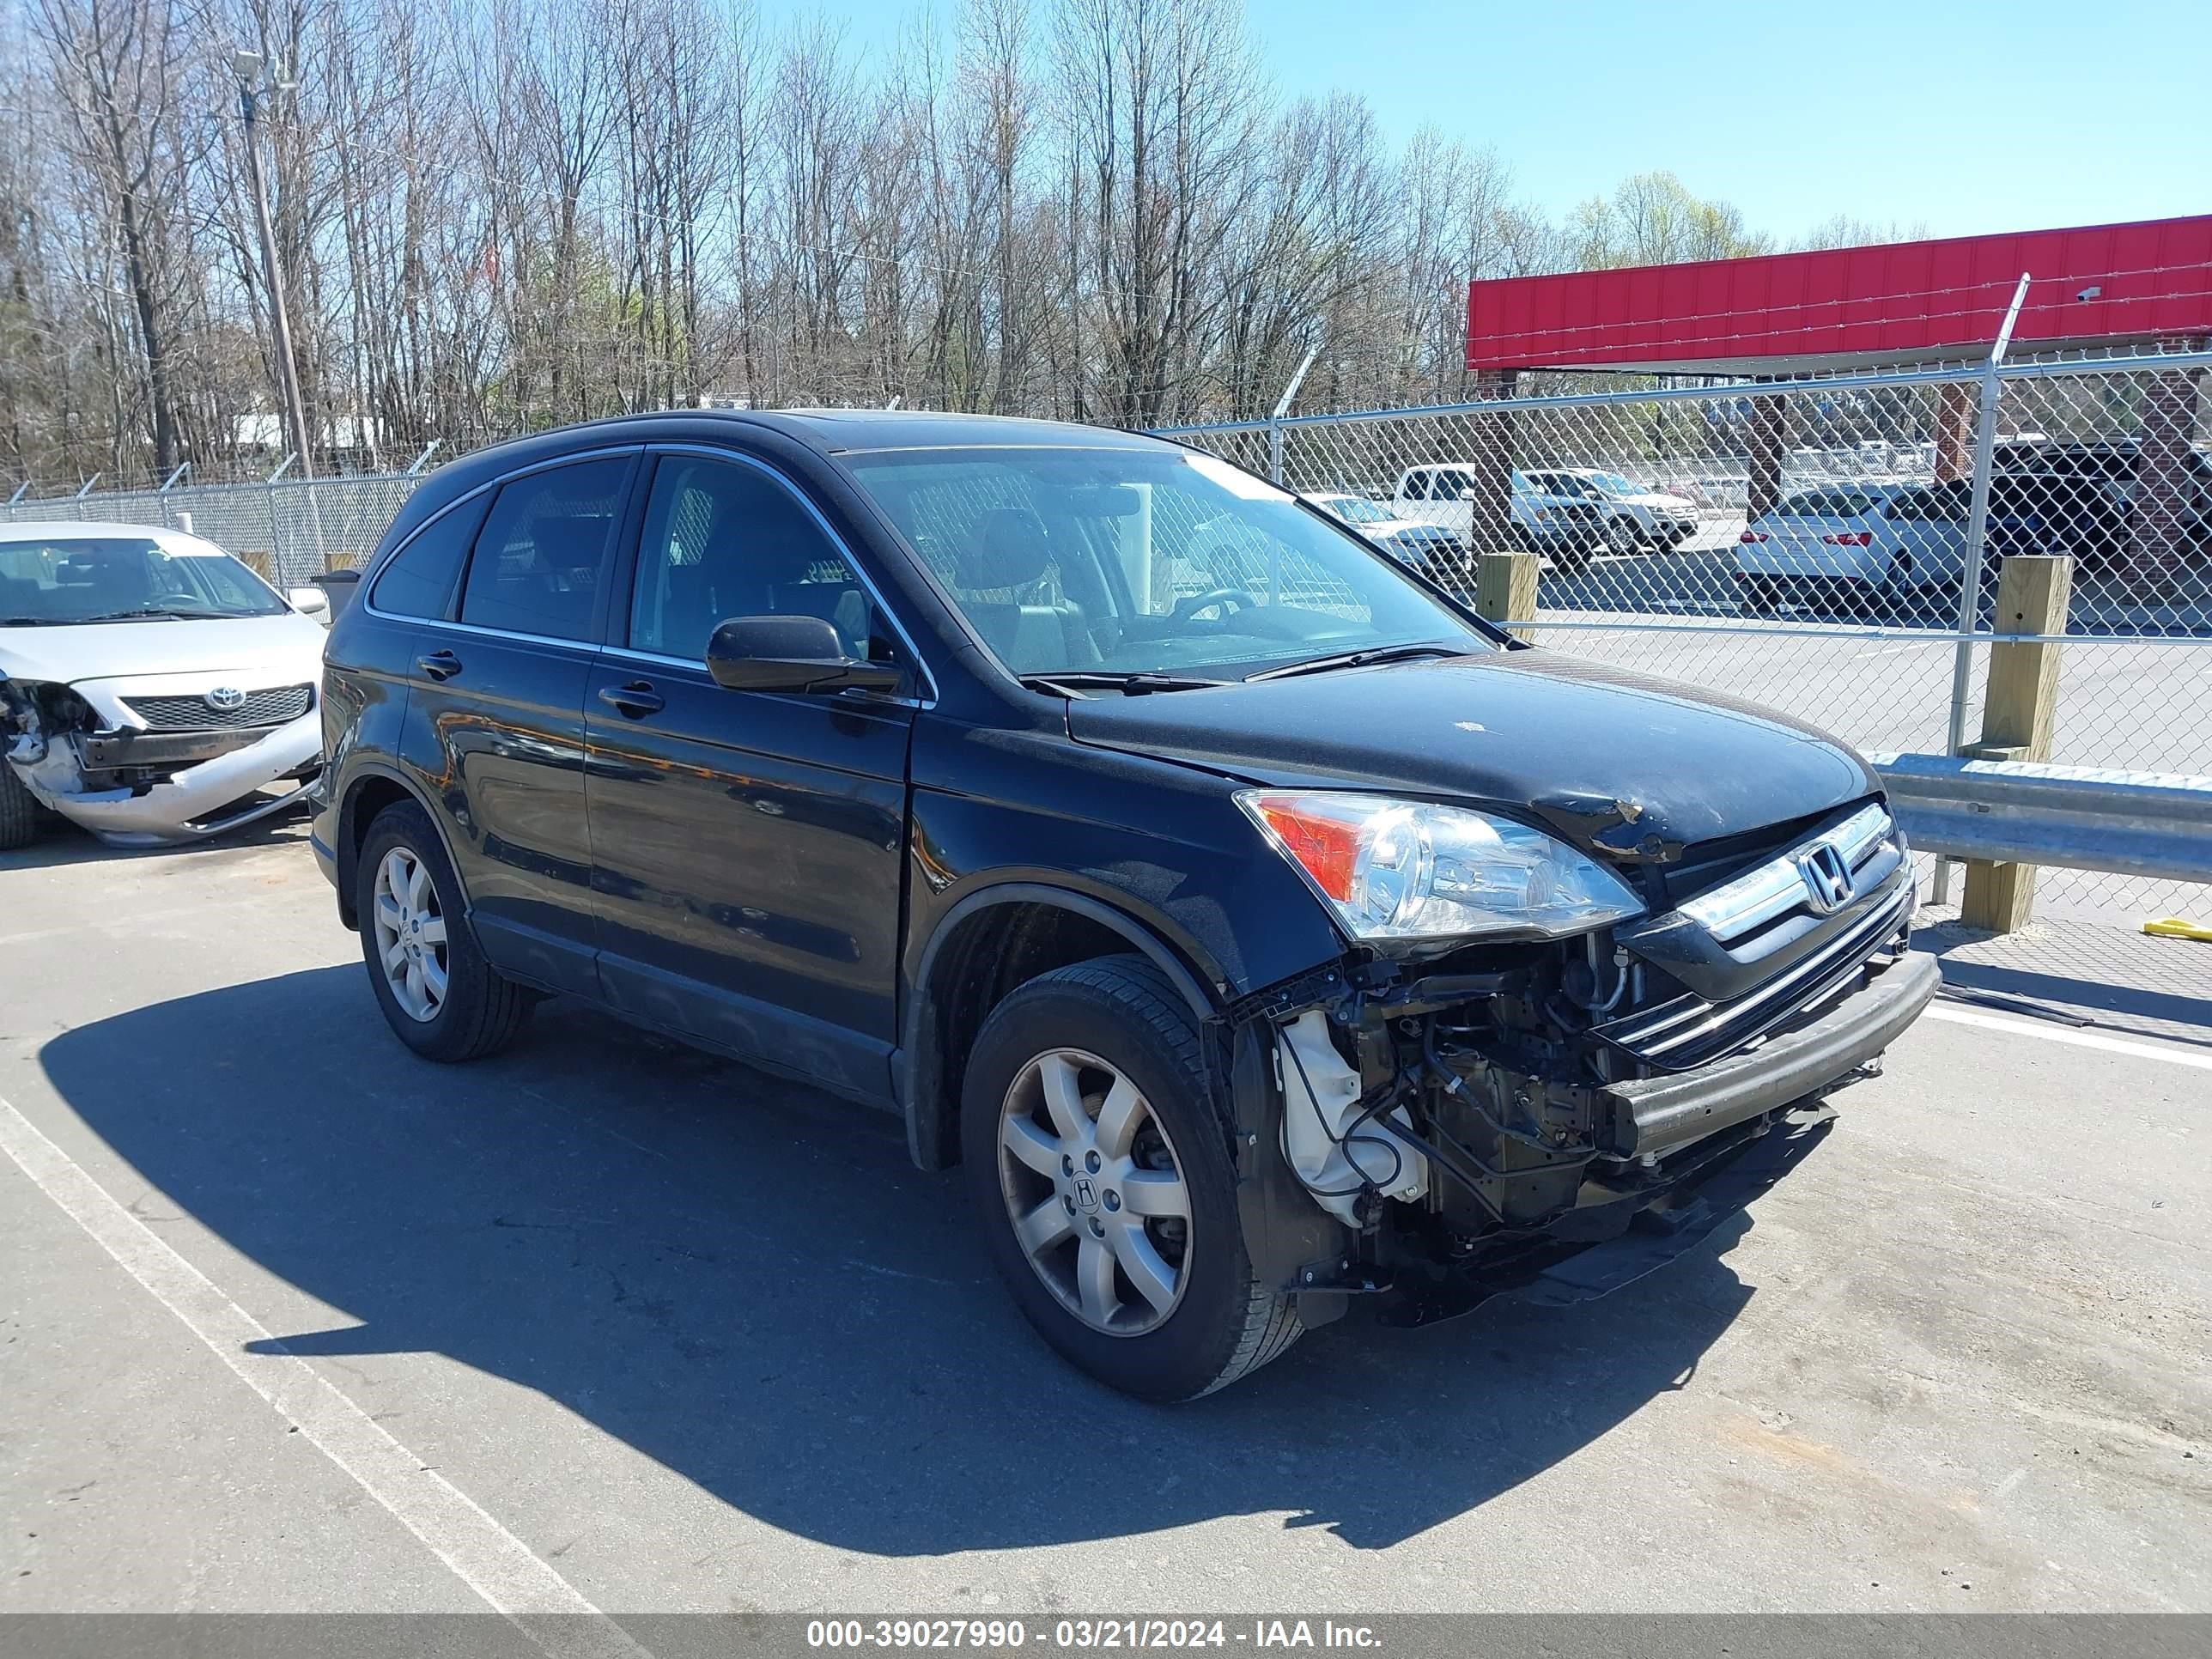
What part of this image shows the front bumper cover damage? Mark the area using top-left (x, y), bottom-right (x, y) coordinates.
top-left (4, 678), bottom-right (321, 848)
top-left (1218, 810), bottom-right (1937, 1330)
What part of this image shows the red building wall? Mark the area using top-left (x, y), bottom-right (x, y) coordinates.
top-left (1466, 216), bottom-right (2212, 373)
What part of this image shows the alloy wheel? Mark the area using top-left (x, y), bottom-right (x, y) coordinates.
top-left (371, 847), bottom-right (448, 1023)
top-left (996, 1048), bottom-right (1194, 1336)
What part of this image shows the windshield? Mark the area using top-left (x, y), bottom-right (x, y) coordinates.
top-left (842, 446), bottom-right (1493, 681)
top-left (1318, 495), bottom-right (1390, 525)
top-left (0, 536), bottom-right (288, 623)
top-left (1778, 490), bottom-right (1879, 519)
top-left (1583, 471), bottom-right (1648, 497)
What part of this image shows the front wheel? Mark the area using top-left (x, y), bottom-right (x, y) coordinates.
top-left (963, 955), bottom-right (1302, 1401)
top-left (0, 763), bottom-right (45, 851)
top-left (356, 801), bottom-right (534, 1062)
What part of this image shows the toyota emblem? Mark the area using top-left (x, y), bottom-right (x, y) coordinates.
top-left (1796, 842), bottom-right (1853, 915)
top-left (204, 685), bottom-right (247, 713)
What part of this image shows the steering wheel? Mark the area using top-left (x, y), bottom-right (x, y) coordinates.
top-left (1171, 587), bottom-right (1252, 621)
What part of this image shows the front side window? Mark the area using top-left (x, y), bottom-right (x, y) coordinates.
top-left (1400, 472), bottom-right (1429, 501)
top-left (629, 455), bottom-right (872, 662)
top-left (842, 445), bottom-right (1492, 680)
top-left (0, 536), bottom-right (288, 624)
top-left (457, 457), bottom-right (633, 641)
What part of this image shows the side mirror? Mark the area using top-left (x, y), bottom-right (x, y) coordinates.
top-left (1457, 489), bottom-right (1478, 502)
top-left (288, 585), bottom-right (331, 622)
top-left (705, 615), bottom-right (902, 696)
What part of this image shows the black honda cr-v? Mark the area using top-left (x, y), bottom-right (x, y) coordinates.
top-left (314, 410), bottom-right (1936, 1400)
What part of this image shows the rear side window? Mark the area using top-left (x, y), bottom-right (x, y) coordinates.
top-left (1400, 472), bottom-right (1428, 501)
top-left (458, 457), bottom-right (634, 641)
top-left (370, 496), bottom-right (490, 619)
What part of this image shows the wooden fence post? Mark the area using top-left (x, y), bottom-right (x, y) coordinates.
top-left (1960, 554), bottom-right (2073, 933)
top-left (1474, 552), bottom-right (1539, 643)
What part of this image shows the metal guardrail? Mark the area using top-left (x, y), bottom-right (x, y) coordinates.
top-left (1870, 752), bottom-right (2212, 885)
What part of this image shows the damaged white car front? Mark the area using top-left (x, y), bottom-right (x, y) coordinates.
top-left (1, 524), bottom-right (328, 849)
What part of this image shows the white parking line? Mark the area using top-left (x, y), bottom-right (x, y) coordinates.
top-left (0, 1092), bottom-right (649, 1658)
top-left (1923, 1005), bottom-right (2212, 1071)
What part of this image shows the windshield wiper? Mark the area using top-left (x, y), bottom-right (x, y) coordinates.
top-left (77, 607), bottom-right (230, 622)
top-left (1018, 670), bottom-right (1227, 696)
top-left (1243, 643), bottom-right (1468, 682)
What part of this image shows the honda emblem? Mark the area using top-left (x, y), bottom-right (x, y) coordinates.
top-left (1796, 842), bottom-right (1853, 915)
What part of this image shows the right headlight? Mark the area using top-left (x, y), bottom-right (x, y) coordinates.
top-left (1237, 790), bottom-right (1645, 942)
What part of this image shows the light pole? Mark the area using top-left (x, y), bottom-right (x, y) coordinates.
top-left (233, 48), bottom-right (313, 482)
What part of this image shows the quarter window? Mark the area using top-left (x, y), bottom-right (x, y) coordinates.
top-left (457, 457), bottom-right (634, 641)
top-left (370, 496), bottom-right (490, 619)
top-left (629, 455), bottom-right (873, 662)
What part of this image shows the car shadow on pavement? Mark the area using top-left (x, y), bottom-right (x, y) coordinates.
top-left (40, 964), bottom-right (1763, 1555)
top-left (0, 810), bottom-right (313, 872)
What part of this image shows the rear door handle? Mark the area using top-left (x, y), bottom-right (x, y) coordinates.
top-left (416, 649), bottom-right (462, 681)
top-left (598, 680), bottom-right (665, 718)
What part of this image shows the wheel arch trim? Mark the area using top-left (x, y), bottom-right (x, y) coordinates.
top-left (897, 881), bottom-right (1221, 1171)
top-left (333, 761), bottom-right (465, 929)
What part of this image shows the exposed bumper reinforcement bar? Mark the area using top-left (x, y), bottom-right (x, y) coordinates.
top-left (1599, 951), bottom-right (1940, 1161)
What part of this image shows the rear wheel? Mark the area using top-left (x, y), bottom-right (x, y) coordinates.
top-left (0, 763), bottom-right (42, 851)
top-left (356, 801), bottom-right (533, 1061)
top-left (962, 955), bottom-right (1301, 1401)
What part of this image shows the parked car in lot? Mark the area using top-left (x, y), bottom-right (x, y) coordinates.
top-left (316, 410), bottom-right (1936, 1400)
top-left (1984, 436), bottom-right (2212, 576)
top-left (1, 522), bottom-right (329, 849)
top-left (1391, 464), bottom-right (1698, 567)
top-left (1300, 491), bottom-right (1463, 574)
top-left (1735, 480), bottom-right (1972, 620)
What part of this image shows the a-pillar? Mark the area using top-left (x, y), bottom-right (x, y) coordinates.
top-left (1933, 379), bottom-right (1978, 483)
top-left (1746, 389), bottom-right (1792, 521)
top-left (2126, 337), bottom-right (2208, 595)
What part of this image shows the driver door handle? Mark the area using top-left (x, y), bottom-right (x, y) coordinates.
top-left (598, 680), bottom-right (665, 719)
top-left (416, 649), bottom-right (462, 681)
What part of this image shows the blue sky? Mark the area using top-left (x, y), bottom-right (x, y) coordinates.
top-left (759, 0), bottom-right (2209, 242)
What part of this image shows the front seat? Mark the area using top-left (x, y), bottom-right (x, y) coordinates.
top-left (953, 508), bottom-right (1099, 672)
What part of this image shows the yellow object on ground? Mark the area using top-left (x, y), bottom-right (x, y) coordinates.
top-left (2143, 918), bottom-right (2212, 942)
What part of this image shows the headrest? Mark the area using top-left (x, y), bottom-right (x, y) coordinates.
top-left (958, 508), bottom-right (1051, 591)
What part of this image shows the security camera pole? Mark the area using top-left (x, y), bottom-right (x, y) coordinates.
top-left (234, 48), bottom-right (314, 482)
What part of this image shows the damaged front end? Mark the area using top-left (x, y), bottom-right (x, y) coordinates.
top-left (3, 675), bottom-right (322, 848)
top-left (1219, 798), bottom-right (1939, 1329)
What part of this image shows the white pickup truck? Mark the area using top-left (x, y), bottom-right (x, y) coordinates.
top-left (1392, 465), bottom-right (1700, 566)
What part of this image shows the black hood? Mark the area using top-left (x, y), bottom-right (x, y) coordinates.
top-left (1064, 650), bottom-right (1878, 862)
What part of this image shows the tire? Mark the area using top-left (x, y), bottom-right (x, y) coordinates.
top-left (962, 954), bottom-right (1301, 1401)
top-left (1734, 574), bottom-right (1773, 617)
top-left (0, 762), bottom-right (41, 851)
top-left (356, 800), bottom-right (532, 1062)
top-left (1603, 517), bottom-right (1641, 556)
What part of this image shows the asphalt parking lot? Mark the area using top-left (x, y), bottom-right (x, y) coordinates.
top-left (3, 821), bottom-right (2208, 1620)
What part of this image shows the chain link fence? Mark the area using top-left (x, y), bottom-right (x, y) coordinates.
top-left (1156, 349), bottom-right (2212, 925)
top-left (7, 353), bottom-right (2206, 924)
top-left (1, 471), bottom-right (425, 586)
